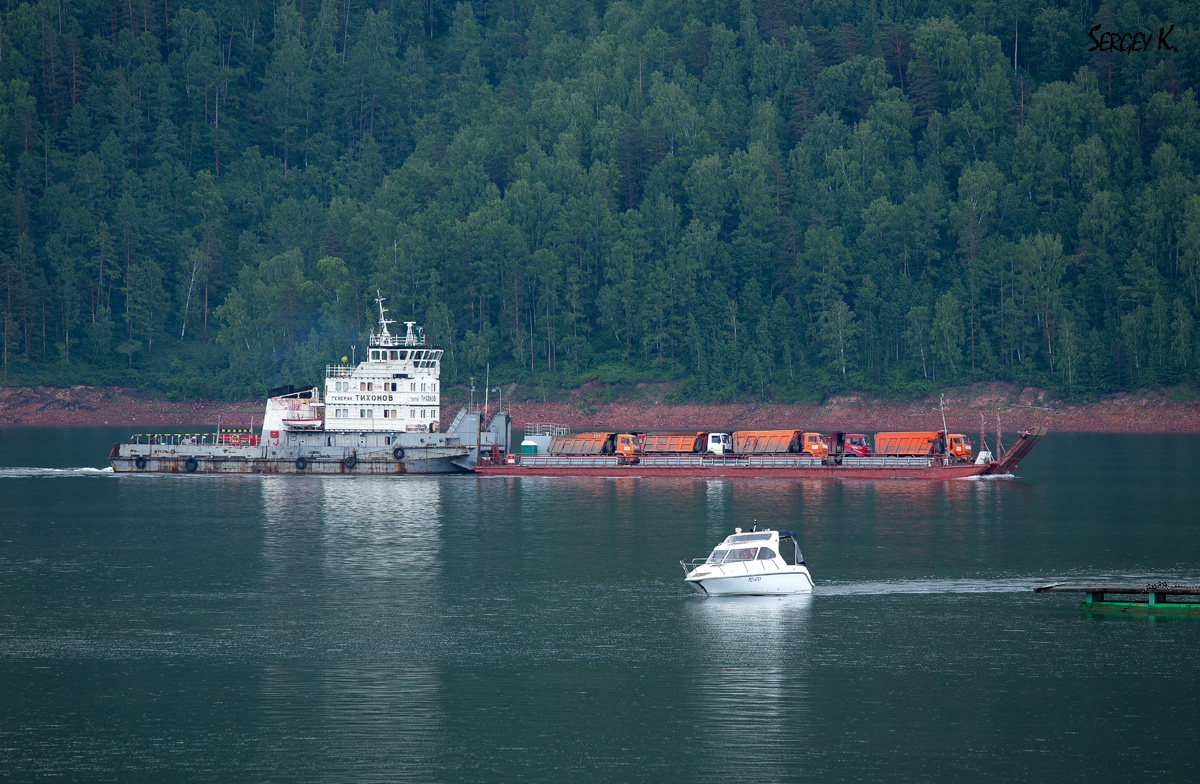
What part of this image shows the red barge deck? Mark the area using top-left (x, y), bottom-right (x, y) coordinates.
top-left (476, 427), bottom-right (1047, 480)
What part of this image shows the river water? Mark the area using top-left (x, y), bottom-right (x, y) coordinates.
top-left (1, 428), bottom-right (1198, 782)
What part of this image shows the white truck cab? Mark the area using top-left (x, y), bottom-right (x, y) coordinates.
top-left (706, 433), bottom-right (732, 455)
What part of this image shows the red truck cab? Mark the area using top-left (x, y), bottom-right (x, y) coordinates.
top-left (843, 433), bottom-right (873, 457)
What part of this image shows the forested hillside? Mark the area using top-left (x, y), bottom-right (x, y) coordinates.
top-left (1, 0), bottom-right (1198, 401)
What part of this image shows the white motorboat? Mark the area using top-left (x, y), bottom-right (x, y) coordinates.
top-left (681, 527), bottom-right (813, 596)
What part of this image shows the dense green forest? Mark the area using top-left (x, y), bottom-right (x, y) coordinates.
top-left (0, 0), bottom-right (1198, 401)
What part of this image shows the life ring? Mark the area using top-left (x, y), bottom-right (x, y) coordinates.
top-left (184, 458), bottom-right (198, 473)
top-left (134, 455), bottom-right (147, 470)
top-left (295, 456), bottom-right (308, 471)
top-left (344, 454), bottom-right (357, 469)
top-left (392, 446), bottom-right (405, 461)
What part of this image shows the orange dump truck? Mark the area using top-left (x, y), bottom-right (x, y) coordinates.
top-left (874, 431), bottom-right (973, 462)
top-left (548, 432), bottom-right (641, 457)
top-left (733, 430), bottom-right (828, 456)
top-left (638, 432), bottom-right (733, 454)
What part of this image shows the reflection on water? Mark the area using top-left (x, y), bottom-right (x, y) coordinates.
top-left (258, 476), bottom-right (446, 581)
top-left (320, 477), bottom-right (444, 580)
top-left (683, 594), bottom-right (812, 779)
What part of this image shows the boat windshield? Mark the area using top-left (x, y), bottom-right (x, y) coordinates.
top-left (725, 532), bottom-right (772, 544)
top-left (707, 547), bottom-right (759, 563)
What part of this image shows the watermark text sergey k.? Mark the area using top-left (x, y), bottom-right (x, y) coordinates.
top-left (1088, 23), bottom-right (1176, 53)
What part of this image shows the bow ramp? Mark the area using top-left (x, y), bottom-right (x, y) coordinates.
top-left (993, 426), bottom-right (1047, 473)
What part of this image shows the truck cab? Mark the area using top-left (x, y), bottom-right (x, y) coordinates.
top-left (615, 433), bottom-right (641, 456)
top-left (843, 433), bottom-right (872, 457)
top-left (802, 433), bottom-right (828, 456)
top-left (946, 434), bottom-right (973, 463)
top-left (705, 433), bottom-right (732, 455)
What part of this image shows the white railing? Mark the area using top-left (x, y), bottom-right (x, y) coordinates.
top-left (524, 423), bottom-right (570, 436)
top-left (518, 455), bottom-right (625, 467)
top-left (326, 365), bottom-right (354, 378)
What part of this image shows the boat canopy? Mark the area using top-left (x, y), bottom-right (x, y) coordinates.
top-left (778, 530), bottom-right (797, 540)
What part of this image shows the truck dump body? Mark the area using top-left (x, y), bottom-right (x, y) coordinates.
top-left (641, 432), bottom-right (705, 453)
top-left (874, 432), bottom-right (939, 456)
top-left (549, 433), bottom-right (615, 455)
top-left (732, 430), bottom-right (802, 454)
top-left (874, 431), bottom-right (971, 461)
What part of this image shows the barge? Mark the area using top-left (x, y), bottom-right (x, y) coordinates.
top-left (475, 427), bottom-right (1046, 480)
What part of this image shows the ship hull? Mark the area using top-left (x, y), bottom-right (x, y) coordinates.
top-left (110, 452), bottom-right (469, 475)
top-left (110, 439), bottom-right (473, 475)
top-left (475, 462), bottom-right (999, 480)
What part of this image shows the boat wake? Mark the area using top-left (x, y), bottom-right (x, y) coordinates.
top-left (0, 466), bottom-right (114, 478)
top-left (817, 577), bottom-right (1037, 596)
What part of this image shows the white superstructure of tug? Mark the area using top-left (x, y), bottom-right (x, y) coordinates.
top-left (258, 295), bottom-right (443, 437)
top-left (322, 296), bottom-right (442, 433)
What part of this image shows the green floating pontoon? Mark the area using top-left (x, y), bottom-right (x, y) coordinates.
top-left (1035, 583), bottom-right (1200, 614)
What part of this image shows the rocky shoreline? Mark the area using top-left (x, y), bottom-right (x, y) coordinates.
top-left (2, 382), bottom-right (1200, 433)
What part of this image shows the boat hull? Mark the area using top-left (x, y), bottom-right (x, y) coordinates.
top-left (109, 442), bottom-right (472, 475)
top-left (476, 462), bottom-right (997, 480)
top-left (686, 569), bottom-right (814, 596)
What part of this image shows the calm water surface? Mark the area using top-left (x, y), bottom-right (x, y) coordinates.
top-left (1, 428), bottom-right (1198, 782)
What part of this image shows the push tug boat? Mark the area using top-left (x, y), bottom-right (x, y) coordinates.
top-left (682, 527), bottom-right (813, 596)
top-left (109, 296), bottom-right (510, 474)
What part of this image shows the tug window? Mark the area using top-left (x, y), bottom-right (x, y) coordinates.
top-left (390, 351), bottom-right (398, 360)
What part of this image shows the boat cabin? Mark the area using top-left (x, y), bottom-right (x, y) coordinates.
top-left (705, 530), bottom-right (804, 567)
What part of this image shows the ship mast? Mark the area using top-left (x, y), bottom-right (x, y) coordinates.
top-left (375, 290), bottom-right (395, 338)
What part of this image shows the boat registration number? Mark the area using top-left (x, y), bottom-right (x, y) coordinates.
top-left (748, 577), bottom-right (761, 582)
